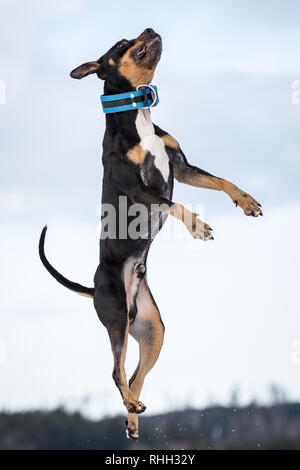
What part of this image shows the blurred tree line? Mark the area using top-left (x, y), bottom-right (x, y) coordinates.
top-left (1, 402), bottom-right (300, 450)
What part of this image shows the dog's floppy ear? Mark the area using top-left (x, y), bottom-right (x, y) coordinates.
top-left (70, 61), bottom-right (102, 80)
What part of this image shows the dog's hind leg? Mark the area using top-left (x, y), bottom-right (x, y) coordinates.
top-left (93, 269), bottom-right (146, 416)
top-left (126, 278), bottom-right (165, 439)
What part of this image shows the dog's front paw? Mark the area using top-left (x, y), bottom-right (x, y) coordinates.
top-left (188, 214), bottom-right (214, 241)
top-left (233, 191), bottom-right (263, 217)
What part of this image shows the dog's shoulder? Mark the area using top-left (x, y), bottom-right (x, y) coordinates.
top-left (153, 124), bottom-right (179, 149)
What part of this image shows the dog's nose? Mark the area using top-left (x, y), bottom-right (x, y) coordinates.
top-left (144, 28), bottom-right (155, 35)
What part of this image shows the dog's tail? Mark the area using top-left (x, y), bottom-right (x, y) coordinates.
top-left (39, 226), bottom-right (95, 299)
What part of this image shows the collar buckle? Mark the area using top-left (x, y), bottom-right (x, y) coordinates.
top-left (136, 84), bottom-right (158, 109)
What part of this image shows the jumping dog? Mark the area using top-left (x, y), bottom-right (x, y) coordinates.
top-left (39, 28), bottom-right (263, 439)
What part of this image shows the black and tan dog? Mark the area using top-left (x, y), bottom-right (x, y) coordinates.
top-left (39, 28), bottom-right (262, 439)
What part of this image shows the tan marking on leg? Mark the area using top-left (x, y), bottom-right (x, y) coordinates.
top-left (126, 279), bottom-right (164, 439)
top-left (175, 171), bottom-right (224, 189)
top-left (114, 318), bottom-right (131, 402)
top-left (176, 173), bottom-right (263, 216)
top-left (127, 144), bottom-right (147, 165)
top-left (169, 203), bottom-right (196, 228)
top-left (176, 171), bottom-right (243, 196)
top-left (217, 179), bottom-right (242, 199)
top-left (169, 203), bottom-right (213, 240)
top-left (110, 318), bottom-right (146, 415)
top-left (162, 134), bottom-right (179, 149)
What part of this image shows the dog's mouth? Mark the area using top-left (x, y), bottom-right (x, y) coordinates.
top-left (136, 36), bottom-right (161, 59)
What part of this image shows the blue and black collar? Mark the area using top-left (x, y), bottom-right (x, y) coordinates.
top-left (101, 84), bottom-right (159, 114)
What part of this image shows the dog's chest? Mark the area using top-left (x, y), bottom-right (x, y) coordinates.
top-left (135, 109), bottom-right (170, 183)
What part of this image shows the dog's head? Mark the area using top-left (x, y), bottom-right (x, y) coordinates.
top-left (70, 28), bottom-right (162, 89)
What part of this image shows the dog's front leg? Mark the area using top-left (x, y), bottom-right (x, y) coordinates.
top-left (110, 161), bottom-right (213, 240)
top-left (176, 169), bottom-right (263, 218)
top-left (155, 125), bottom-right (263, 217)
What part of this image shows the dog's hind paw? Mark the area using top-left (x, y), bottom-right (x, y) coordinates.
top-left (124, 399), bottom-right (146, 415)
top-left (125, 418), bottom-right (139, 440)
top-left (126, 410), bottom-right (140, 440)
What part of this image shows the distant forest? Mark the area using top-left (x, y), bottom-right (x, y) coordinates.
top-left (1, 403), bottom-right (300, 450)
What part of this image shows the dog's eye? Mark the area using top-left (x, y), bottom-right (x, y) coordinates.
top-left (117, 39), bottom-right (129, 48)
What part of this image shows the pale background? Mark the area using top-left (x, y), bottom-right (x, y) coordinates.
top-left (1, 0), bottom-right (300, 418)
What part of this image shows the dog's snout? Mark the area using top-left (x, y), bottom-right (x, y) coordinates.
top-left (140, 28), bottom-right (158, 40)
top-left (137, 28), bottom-right (160, 42)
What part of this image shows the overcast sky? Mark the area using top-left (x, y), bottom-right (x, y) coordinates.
top-left (1, 0), bottom-right (300, 418)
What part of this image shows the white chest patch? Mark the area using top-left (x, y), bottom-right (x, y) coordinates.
top-left (135, 109), bottom-right (170, 182)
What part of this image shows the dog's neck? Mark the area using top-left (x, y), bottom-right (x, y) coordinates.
top-left (135, 109), bottom-right (154, 137)
top-left (104, 101), bottom-right (154, 142)
top-left (103, 81), bottom-right (154, 140)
